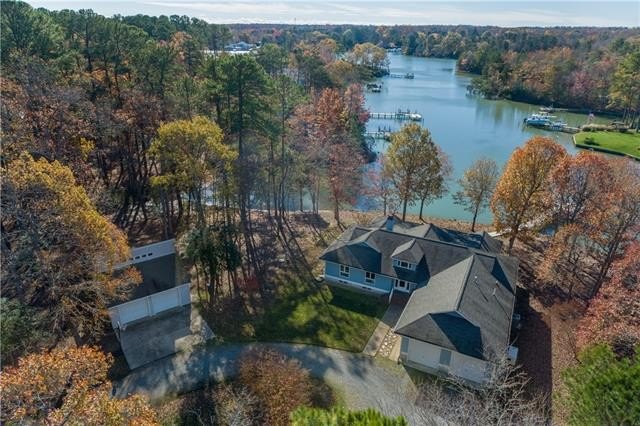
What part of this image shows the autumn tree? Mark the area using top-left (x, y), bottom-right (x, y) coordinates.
top-left (536, 223), bottom-right (590, 297)
top-left (576, 242), bottom-right (640, 352)
top-left (491, 136), bottom-right (567, 252)
top-left (150, 116), bottom-right (236, 231)
top-left (0, 346), bottom-right (158, 424)
top-left (384, 123), bottom-right (445, 221)
top-left (546, 152), bottom-right (613, 229)
top-left (1, 153), bottom-right (140, 340)
top-left (586, 158), bottom-right (640, 295)
top-left (609, 46), bottom-right (640, 129)
top-left (453, 157), bottom-right (499, 232)
top-left (238, 349), bottom-right (313, 426)
top-left (415, 146), bottom-right (452, 222)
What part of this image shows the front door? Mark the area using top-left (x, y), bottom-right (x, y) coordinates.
top-left (393, 279), bottom-right (410, 292)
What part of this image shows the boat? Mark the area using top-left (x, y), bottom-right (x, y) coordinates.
top-left (404, 73), bottom-right (415, 79)
top-left (366, 83), bottom-right (382, 92)
top-left (524, 112), bottom-right (556, 126)
top-left (408, 113), bottom-right (422, 121)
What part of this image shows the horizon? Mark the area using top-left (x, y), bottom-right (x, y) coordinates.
top-left (28, 1), bottom-right (640, 28)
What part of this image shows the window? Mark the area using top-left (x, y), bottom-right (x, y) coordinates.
top-left (394, 259), bottom-right (414, 270)
top-left (439, 349), bottom-right (452, 366)
top-left (365, 272), bottom-right (375, 284)
top-left (394, 279), bottom-right (407, 289)
top-left (339, 265), bottom-right (350, 278)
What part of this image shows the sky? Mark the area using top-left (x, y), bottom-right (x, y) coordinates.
top-left (29, 1), bottom-right (640, 27)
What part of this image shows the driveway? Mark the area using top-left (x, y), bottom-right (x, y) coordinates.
top-left (114, 342), bottom-right (425, 423)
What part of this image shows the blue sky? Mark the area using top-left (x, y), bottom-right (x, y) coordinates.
top-left (29, 1), bottom-right (640, 27)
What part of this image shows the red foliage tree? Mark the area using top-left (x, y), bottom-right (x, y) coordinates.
top-left (576, 242), bottom-right (640, 352)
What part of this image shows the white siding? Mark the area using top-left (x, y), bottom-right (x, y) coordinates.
top-left (404, 337), bottom-right (489, 384)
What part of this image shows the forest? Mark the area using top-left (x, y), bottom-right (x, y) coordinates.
top-left (1, 1), bottom-right (639, 424)
top-left (233, 23), bottom-right (640, 121)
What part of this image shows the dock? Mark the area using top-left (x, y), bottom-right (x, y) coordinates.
top-left (388, 73), bottom-right (414, 79)
top-left (365, 131), bottom-right (392, 140)
top-left (525, 122), bottom-right (580, 134)
top-left (369, 110), bottom-right (423, 121)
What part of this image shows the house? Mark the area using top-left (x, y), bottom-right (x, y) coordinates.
top-left (319, 215), bottom-right (518, 384)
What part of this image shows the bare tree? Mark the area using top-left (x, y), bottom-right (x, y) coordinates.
top-left (388, 356), bottom-right (549, 426)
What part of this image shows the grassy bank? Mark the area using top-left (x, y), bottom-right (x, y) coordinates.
top-left (574, 131), bottom-right (640, 160)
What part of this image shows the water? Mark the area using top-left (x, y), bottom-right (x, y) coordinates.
top-left (362, 54), bottom-right (606, 224)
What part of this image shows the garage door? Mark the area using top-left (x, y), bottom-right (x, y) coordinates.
top-left (109, 283), bottom-right (191, 329)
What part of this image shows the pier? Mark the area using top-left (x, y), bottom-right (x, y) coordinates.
top-left (369, 110), bottom-right (423, 121)
top-left (365, 131), bottom-right (392, 140)
top-left (388, 73), bottom-right (414, 79)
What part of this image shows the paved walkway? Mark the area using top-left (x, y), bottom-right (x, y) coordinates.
top-left (114, 342), bottom-right (423, 423)
top-left (363, 303), bottom-right (405, 356)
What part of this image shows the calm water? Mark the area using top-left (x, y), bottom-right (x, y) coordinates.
top-left (362, 54), bottom-right (605, 224)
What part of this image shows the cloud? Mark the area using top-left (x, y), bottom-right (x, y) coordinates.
top-left (33, 0), bottom-right (640, 27)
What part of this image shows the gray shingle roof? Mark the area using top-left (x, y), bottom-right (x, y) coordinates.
top-left (320, 216), bottom-right (518, 360)
top-left (395, 253), bottom-right (517, 360)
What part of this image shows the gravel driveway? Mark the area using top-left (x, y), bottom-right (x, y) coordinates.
top-left (114, 342), bottom-right (425, 423)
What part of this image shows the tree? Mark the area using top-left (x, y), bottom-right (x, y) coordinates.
top-left (536, 223), bottom-right (590, 297)
top-left (1, 153), bottom-right (139, 340)
top-left (0, 297), bottom-right (52, 366)
top-left (453, 157), bottom-right (499, 231)
top-left (409, 356), bottom-right (549, 425)
top-left (150, 116), bottom-right (236, 230)
top-left (562, 344), bottom-right (640, 426)
top-left (291, 407), bottom-right (407, 425)
top-left (415, 146), bottom-right (451, 222)
top-left (0, 346), bottom-right (158, 424)
top-left (384, 123), bottom-right (443, 221)
top-left (576, 242), bottom-right (640, 352)
top-left (546, 152), bottom-right (613, 229)
top-left (586, 158), bottom-right (640, 295)
top-left (490, 136), bottom-right (566, 252)
top-left (238, 349), bottom-right (313, 426)
top-left (609, 47), bottom-right (640, 129)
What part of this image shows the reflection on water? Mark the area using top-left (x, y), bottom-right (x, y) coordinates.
top-left (362, 55), bottom-right (605, 224)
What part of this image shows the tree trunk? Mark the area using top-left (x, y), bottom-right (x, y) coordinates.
top-left (471, 204), bottom-right (480, 232)
top-left (402, 197), bottom-right (408, 222)
top-left (419, 198), bottom-right (425, 222)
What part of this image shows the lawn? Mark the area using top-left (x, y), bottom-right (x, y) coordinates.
top-left (204, 274), bottom-right (387, 352)
top-left (574, 131), bottom-right (640, 160)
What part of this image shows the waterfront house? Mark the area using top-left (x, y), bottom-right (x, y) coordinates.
top-left (320, 215), bottom-right (519, 384)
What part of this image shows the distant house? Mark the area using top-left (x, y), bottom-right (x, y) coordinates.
top-left (223, 41), bottom-right (257, 52)
top-left (320, 215), bottom-right (518, 384)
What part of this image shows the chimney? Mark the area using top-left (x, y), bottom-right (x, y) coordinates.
top-left (386, 215), bottom-right (395, 231)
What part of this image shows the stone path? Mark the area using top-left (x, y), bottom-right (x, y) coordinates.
top-left (362, 303), bottom-right (404, 356)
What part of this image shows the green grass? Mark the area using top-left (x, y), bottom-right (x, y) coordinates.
top-left (254, 279), bottom-right (387, 352)
top-left (205, 275), bottom-right (387, 352)
top-left (574, 131), bottom-right (640, 160)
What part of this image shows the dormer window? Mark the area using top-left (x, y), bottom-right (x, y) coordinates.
top-left (394, 259), bottom-right (415, 270)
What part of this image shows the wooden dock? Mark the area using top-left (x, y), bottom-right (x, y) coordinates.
top-left (365, 131), bottom-right (392, 140)
top-left (369, 110), bottom-right (422, 121)
top-left (388, 73), bottom-right (414, 79)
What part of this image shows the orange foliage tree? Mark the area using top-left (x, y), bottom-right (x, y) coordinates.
top-left (576, 242), bottom-right (640, 352)
top-left (238, 349), bottom-right (313, 426)
top-left (1, 153), bottom-right (139, 339)
top-left (0, 346), bottom-right (158, 424)
top-left (491, 136), bottom-right (567, 252)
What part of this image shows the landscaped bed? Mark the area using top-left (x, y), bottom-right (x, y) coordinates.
top-left (574, 131), bottom-right (640, 160)
top-left (203, 274), bottom-right (387, 352)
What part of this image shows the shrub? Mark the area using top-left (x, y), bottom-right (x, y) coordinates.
top-left (238, 349), bottom-right (313, 425)
top-left (291, 407), bottom-right (408, 425)
top-left (562, 344), bottom-right (640, 425)
top-left (583, 137), bottom-right (599, 146)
